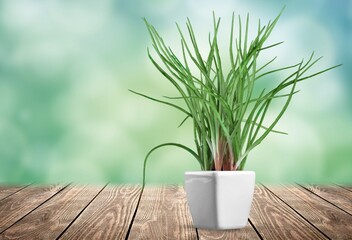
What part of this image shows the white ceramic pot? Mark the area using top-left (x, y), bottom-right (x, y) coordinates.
top-left (184, 171), bottom-right (255, 229)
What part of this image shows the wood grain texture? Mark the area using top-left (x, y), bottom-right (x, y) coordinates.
top-left (338, 185), bottom-right (352, 192)
top-left (128, 185), bottom-right (197, 240)
top-left (0, 185), bottom-right (104, 240)
top-left (303, 184), bottom-right (352, 215)
top-left (0, 185), bottom-right (65, 233)
top-left (0, 184), bottom-right (350, 239)
top-left (267, 185), bottom-right (352, 240)
top-left (0, 186), bottom-right (28, 201)
top-left (59, 185), bottom-right (141, 240)
top-left (250, 186), bottom-right (327, 240)
top-left (198, 225), bottom-right (260, 240)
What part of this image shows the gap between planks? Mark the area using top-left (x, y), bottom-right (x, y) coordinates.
top-left (0, 184), bottom-right (69, 235)
top-left (58, 185), bottom-right (141, 240)
top-left (127, 185), bottom-right (261, 240)
top-left (0, 185), bottom-right (142, 240)
top-left (1, 184), bottom-right (351, 240)
top-left (298, 183), bottom-right (352, 216)
top-left (265, 184), bottom-right (352, 240)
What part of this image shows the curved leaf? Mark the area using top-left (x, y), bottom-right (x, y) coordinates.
top-left (142, 143), bottom-right (201, 187)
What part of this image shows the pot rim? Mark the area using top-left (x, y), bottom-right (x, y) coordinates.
top-left (185, 171), bottom-right (255, 176)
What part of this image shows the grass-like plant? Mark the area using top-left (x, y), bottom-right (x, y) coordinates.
top-left (131, 11), bottom-right (340, 186)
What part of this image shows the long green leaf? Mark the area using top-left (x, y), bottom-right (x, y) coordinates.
top-left (142, 143), bottom-right (201, 187)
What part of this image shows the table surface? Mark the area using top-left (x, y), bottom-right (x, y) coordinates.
top-left (0, 184), bottom-right (351, 239)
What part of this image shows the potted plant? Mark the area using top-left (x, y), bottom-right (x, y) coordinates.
top-left (131, 10), bottom-right (339, 229)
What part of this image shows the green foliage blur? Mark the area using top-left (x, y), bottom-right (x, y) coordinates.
top-left (0, 0), bottom-right (351, 184)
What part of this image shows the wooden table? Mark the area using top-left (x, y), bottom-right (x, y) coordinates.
top-left (0, 184), bottom-right (351, 239)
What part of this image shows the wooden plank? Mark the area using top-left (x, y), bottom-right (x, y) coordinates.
top-left (303, 184), bottom-right (352, 215)
top-left (59, 185), bottom-right (141, 240)
top-left (250, 186), bottom-right (327, 240)
top-left (267, 184), bottom-right (352, 239)
top-left (128, 185), bottom-right (197, 240)
top-left (338, 185), bottom-right (352, 192)
top-left (0, 185), bottom-right (65, 233)
top-left (0, 185), bottom-right (28, 201)
top-left (0, 185), bottom-right (104, 240)
top-left (198, 225), bottom-right (260, 240)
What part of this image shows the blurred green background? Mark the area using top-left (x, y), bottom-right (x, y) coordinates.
top-left (0, 0), bottom-right (351, 184)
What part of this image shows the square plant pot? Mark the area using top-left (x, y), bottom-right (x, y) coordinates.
top-left (184, 171), bottom-right (255, 229)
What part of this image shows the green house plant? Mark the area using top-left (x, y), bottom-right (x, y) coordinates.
top-left (131, 10), bottom-right (339, 229)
